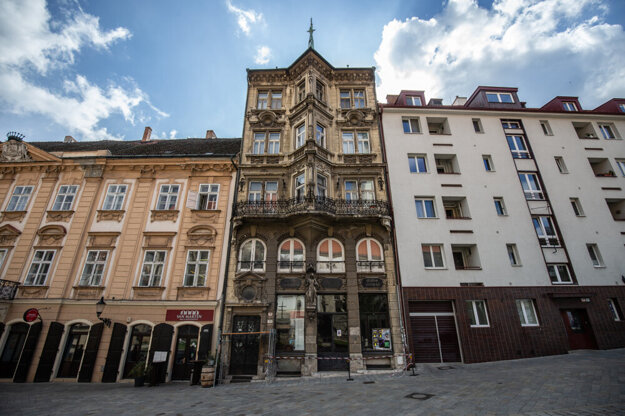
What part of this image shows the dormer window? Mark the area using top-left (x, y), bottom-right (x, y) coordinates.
top-left (562, 102), bottom-right (578, 112)
top-left (406, 96), bottom-right (422, 106)
top-left (486, 92), bottom-right (514, 103)
top-left (619, 103), bottom-right (625, 112)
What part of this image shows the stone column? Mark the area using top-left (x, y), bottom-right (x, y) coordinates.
top-left (344, 236), bottom-right (364, 372)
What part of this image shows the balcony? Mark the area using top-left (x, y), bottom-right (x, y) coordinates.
top-left (317, 261), bottom-right (345, 273)
top-left (356, 261), bottom-right (385, 273)
top-left (234, 197), bottom-right (390, 218)
top-left (0, 279), bottom-right (20, 300)
top-left (277, 261), bottom-right (305, 273)
top-left (237, 261), bottom-right (266, 273)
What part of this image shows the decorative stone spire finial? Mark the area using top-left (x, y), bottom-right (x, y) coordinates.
top-left (307, 18), bottom-right (315, 49)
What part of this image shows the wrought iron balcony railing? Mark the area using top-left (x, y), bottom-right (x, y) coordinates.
top-left (0, 279), bottom-right (20, 300)
top-left (277, 261), bottom-right (305, 273)
top-left (316, 261), bottom-right (346, 273)
top-left (356, 261), bottom-right (386, 273)
top-left (237, 261), bottom-right (266, 273)
top-left (235, 196), bottom-right (390, 218)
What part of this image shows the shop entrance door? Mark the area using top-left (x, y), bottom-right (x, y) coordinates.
top-left (57, 324), bottom-right (89, 378)
top-left (230, 316), bottom-right (260, 375)
top-left (560, 309), bottom-right (597, 350)
top-left (317, 294), bottom-right (349, 371)
top-left (0, 323), bottom-right (28, 378)
top-left (172, 325), bottom-right (199, 380)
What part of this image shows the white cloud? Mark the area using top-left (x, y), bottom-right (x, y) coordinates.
top-left (254, 46), bottom-right (271, 64)
top-left (0, 0), bottom-right (166, 140)
top-left (374, 0), bottom-right (625, 107)
top-left (226, 0), bottom-right (263, 35)
top-left (169, 129), bottom-right (177, 139)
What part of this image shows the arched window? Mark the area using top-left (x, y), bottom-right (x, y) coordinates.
top-left (278, 239), bottom-right (305, 273)
top-left (356, 238), bottom-right (385, 272)
top-left (57, 323), bottom-right (90, 378)
top-left (317, 238), bottom-right (344, 273)
top-left (123, 324), bottom-right (152, 378)
top-left (238, 239), bottom-right (266, 272)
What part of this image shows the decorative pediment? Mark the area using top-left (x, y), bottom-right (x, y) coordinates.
top-left (87, 232), bottom-right (120, 248)
top-left (143, 232), bottom-right (176, 249)
top-left (187, 225), bottom-right (217, 245)
top-left (0, 139), bottom-right (61, 163)
top-left (337, 109), bottom-right (377, 127)
top-left (36, 225), bottom-right (67, 245)
top-left (248, 110), bottom-right (286, 128)
top-left (0, 224), bottom-right (21, 246)
top-left (233, 271), bottom-right (266, 303)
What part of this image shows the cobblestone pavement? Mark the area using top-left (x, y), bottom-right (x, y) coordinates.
top-left (1, 349), bottom-right (624, 416)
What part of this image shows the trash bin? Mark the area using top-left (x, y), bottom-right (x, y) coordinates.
top-left (190, 360), bottom-right (203, 385)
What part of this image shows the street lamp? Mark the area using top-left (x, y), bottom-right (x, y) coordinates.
top-left (96, 297), bottom-right (112, 327)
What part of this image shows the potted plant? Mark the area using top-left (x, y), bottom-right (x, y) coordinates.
top-left (128, 361), bottom-right (146, 387)
top-left (205, 353), bottom-right (215, 367)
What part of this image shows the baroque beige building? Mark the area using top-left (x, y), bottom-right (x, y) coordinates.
top-left (0, 130), bottom-right (239, 383)
top-left (220, 47), bottom-right (404, 380)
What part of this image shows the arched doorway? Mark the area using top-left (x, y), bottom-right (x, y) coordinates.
top-left (123, 324), bottom-right (152, 378)
top-left (57, 323), bottom-right (90, 378)
top-left (0, 323), bottom-right (29, 379)
top-left (171, 325), bottom-right (199, 380)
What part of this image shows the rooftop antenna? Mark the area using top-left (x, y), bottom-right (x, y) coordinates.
top-left (307, 18), bottom-right (315, 49)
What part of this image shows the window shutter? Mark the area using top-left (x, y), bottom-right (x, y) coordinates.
top-left (186, 191), bottom-right (198, 209)
top-left (148, 323), bottom-right (173, 383)
top-left (13, 322), bottom-right (41, 383)
top-left (77, 323), bottom-right (104, 382)
top-left (34, 322), bottom-right (64, 382)
top-left (197, 324), bottom-right (213, 361)
top-left (101, 323), bottom-right (127, 382)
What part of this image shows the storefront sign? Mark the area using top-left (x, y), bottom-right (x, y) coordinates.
top-left (23, 308), bottom-right (39, 322)
top-left (372, 328), bottom-right (391, 350)
top-left (166, 309), bottom-right (213, 322)
top-left (320, 277), bottom-right (343, 289)
top-left (361, 278), bottom-right (383, 288)
top-left (279, 278), bottom-right (302, 289)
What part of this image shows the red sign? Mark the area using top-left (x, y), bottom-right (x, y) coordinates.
top-left (166, 309), bottom-right (213, 322)
top-left (23, 308), bottom-right (39, 322)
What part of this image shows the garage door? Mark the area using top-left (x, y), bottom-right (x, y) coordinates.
top-left (409, 301), bottom-right (461, 363)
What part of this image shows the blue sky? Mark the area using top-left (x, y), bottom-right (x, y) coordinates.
top-left (1, 0), bottom-right (624, 142)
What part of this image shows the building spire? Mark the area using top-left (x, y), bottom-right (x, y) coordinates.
top-left (307, 18), bottom-right (315, 49)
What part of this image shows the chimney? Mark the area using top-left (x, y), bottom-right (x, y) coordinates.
top-left (205, 130), bottom-right (217, 139)
top-left (64, 135), bottom-right (76, 143)
top-left (142, 126), bottom-right (152, 142)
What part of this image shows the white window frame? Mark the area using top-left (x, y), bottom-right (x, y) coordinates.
top-left (540, 120), bottom-right (553, 136)
top-left (344, 180), bottom-right (358, 201)
top-left (24, 250), bottom-right (56, 286)
top-left (340, 89), bottom-right (365, 109)
top-left (359, 180), bottom-right (375, 201)
top-left (422, 244), bottom-right (445, 269)
top-left (357, 132), bottom-right (370, 154)
top-left (356, 238), bottom-right (385, 272)
top-left (502, 121), bottom-right (521, 129)
top-left (253, 132), bottom-right (265, 154)
top-left (483, 155), bottom-right (494, 172)
top-left (342, 132), bottom-right (355, 154)
top-left (184, 250), bottom-right (210, 287)
top-left (248, 181), bottom-right (262, 202)
top-left (315, 124), bottom-right (325, 147)
top-left (79, 250), bottom-right (109, 286)
top-left (547, 264), bottom-right (573, 284)
top-left (267, 133), bottom-right (281, 154)
top-left (554, 157), bottom-right (568, 174)
top-left (533, 216), bottom-right (559, 247)
top-left (294, 173), bottom-right (306, 200)
top-left (466, 300), bottom-right (490, 327)
top-left (507, 135), bottom-right (530, 159)
top-left (402, 118), bottom-right (421, 133)
top-left (494, 197), bottom-right (507, 216)
top-left (519, 173), bottom-right (543, 200)
top-left (138, 250), bottom-right (167, 287)
top-left (156, 184), bottom-right (179, 210)
top-left (197, 184), bottom-right (219, 210)
top-left (616, 160), bottom-right (625, 177)
top-left (598, 123), bottom-right (618, 140)
top-left (52, 185), bottom-right (78, 211)
top-left (296, 124), bottom-right (306, 149)
top-left (278, 238), bottom-right (305, 272)
top-left (415, 198), bottom-right (436, 218)
top-left (269, 90), bottom-right (282, 109)
top-left (570, 198), bottom-right (584, 216)
top-left (586, 244), bottom-right (604, 267)
top-left (516, 299), bottom-right (539, 326)
top-left (408, 155), bottom-right (428, 173)
top-left (238, 238), bottom-right (266, 272)
top-left (102, 184), bottom-right (127, 210)
top-left (6, 185), bottom-right (33, 211)
top-left (486, 92), bottom-right (514, 103)
top-left (507, 244), bottom-right (521, 266)
top-left (406, 96), bottom-right (422, 106)
top-left (562, 102), bottom-right (578, 111)
top-left (264, 181), bottom-right (278, 202)
top-left (257, 91), bottom-right (268, 109)
top-left (316, 238), bottom-right (345, 273)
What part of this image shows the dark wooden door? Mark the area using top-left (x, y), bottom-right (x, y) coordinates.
top-left (102, 323), bottom-right (126, 382)
top-left (78, 323), bottom-right (103, 382)
top-left (148, 323), bottom-right (173, 384)
top-left (230, 316), bottom-right (260, 375)
top-left (172, 325), bottom-right (199, 380)
top-left (560, 309), bottom-right (597, 350)
top-left (57, 323), bottom-right (89, 378)
top-left (317, 313), bottom-right (349, 371)
top-left (0, 323), bottom-right (29, 378)
top-left (34, 322), bottom-right (64, 382)
top-left (13, 322), bottom-right (42, 383)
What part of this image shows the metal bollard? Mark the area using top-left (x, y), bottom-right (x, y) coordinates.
top-left (346, 358), bottom-right (354, 381)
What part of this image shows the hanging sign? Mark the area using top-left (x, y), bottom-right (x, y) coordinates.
top-left (23, 308), bottom-right (40, 322)
top-left (372, 328), bottom-right (392, 350)
top-left (166, 309), bottom-right (214, 322)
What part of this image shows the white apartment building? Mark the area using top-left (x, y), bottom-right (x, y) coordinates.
top-left (381, 87), bottom-right (625, 363)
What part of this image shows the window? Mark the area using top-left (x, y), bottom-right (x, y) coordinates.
top-left (58, 323), bottom-right (89, 378)
top-left (6, 186), bottom-right (33, 211)
top-left (156, 184), bottom-right (179, 210)
top-left (52, 185), bottom-right (78, 211)
top-left (598, 123), bottom-right (618, 140)
top-left (184, 250), bottom-right (210, 286)
top-left (519, 173), bottom-right (543, 200)
top-left (238, 239), bottom-right (265, 272)
top-left (547, 264), bottom-right (573, 284)
top-left (102, 184), bottom-right (127, 210)
top-left (483, 155), bottom-right (494, 172)
top-left (506, 135), bottom-right (530, 159)
top-left (555, 157), bottom-right (568, 174)
top-left (472, 118), bottom-right (483, 133)
top-left (562, 102), bottom-right (578, 111)
top-left (0, 249), bottom-right (6, 271)
top-left (270, 91), bottom-right (282, 109)
top-left (264, 181), bottom-right (278, 201)
top-left (345, 181), bottom-right (357, 201)
top-left (248, 182), bottom-right (262, 202)
top-left (357, 132), bottom-right (370, 153)
top-left (619, 103), bottom-right (625, 113)
top-left (316, 174), bottom-right (327, 198)
top-left (533, 216), bottom-right (559, 246)
top-left (617, 160), bottom-right (625, 177)
top-left (25, 250), bottom-right (55, 285)
top-left (406, 96), bottom-right (422, 106)
top-left (466, 300), bottom-right (489, 327)
top-left (408, 155), bottom-right (427, 173)
top-left (540, 120), bottom-right (553, 136)
top-left (253, 133), bottom-right (265, 154)
top-left (79, 250), bottom-right (108, 286)
top-left (516, 299), bottom-right (539, 326)
top-left (422, 244), bottom-right (444, 268)
top-left (278, 239), bottom-right (305, 272)
top-left (402, 118), bottom-right (420, 133)
top-left (315, 124), bottom-right (325, 147)
top-left (317, 238), bottom-right (344, 273)
top-left (570, 198), bottom-right (584, 216)
top-left (608, 298), bottom-right (623, 321)
top-left (486, 92), bottom-right (514, 103)
top-left (139, 250), bottom-right (166, 287)
top-left (342, 132), bottom-right (370, 154)
top-left (297, 81), bottom-right (306, 102)
top-left (198, 184), bottom-right (219, 210)
top-left (267, 133), bottom-right (280, 154)
top-left (359, 294), bottom-right (390, 351)
top-left (276, 295), bottom-right (305, 352)
top-left (415, 198), bottom-right (436, 218)
top-left (342, 132), bottom-right (355, 154)
top-left (586, 244), bottom-right (604, 267)
top-left (494, 197), bottom-right (507, 216)
top-left (356, 238), bottom-right (384, 272)
top-left (353, 90), bottom-right (365, 108)
top-left (340, 89), bottom-right (365, 108)
top-left (257, 91), bottom-right (268, 109)
top-left (507, 244), bottom-right (521, 266)
top-left (359, 180), bottom-right (375, 200)
top-left (295, 124), bottom-right (306, 148)
top-left (294, 173), bottom-right (305, 200)
top-left (501, 121), bottom-right (521, 129)
top-left (340, 90), bottom-right (351, 109)
top-left (315, 81), bottom-right (325, 101)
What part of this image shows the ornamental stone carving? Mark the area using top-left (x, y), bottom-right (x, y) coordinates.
top-left (150, 209), bottom-right (179, 222)
top-left (96, 210), bottom-right (125, 222)
top-left (0, 140), bottom-right (31, 162)
top-left (36, 225), bottom-right (67, 245)
top-left (187, 225), bottom-right (217, 245)
top-left (234, 272), bottom-right (266, 303)
top-left (46, 210), bottom-right (74, 222)
top-left (0, 224), bottom-right (21, 245)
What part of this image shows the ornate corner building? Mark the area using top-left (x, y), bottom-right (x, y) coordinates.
top-left (221, 47), bottom-right (404, 380)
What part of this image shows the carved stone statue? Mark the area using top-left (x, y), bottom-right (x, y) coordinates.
top-left (1, 139), bottom-right (31, 162)
top-left (305, 263), bottom-right (318, 308)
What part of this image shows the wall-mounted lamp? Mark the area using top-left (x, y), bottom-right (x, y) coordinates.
top-left (96, 297), bottom-right (112, 328)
